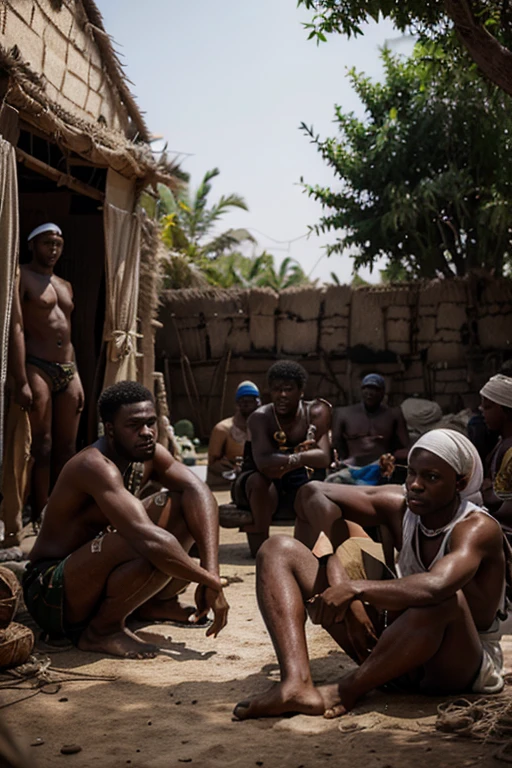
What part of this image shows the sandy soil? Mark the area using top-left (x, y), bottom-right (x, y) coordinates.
top-left (3, 499), bottom-right (511, 768)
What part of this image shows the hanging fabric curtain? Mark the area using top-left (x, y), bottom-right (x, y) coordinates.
top-left (0, 135), bottom-right (20, 469)
top-left (102, 201), bottom-right (142, 388)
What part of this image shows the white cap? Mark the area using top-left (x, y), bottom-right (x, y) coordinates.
top-left (27, 223), bottom-right (62, 242)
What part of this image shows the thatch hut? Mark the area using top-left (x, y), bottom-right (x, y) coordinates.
top-left (0, 0), bottom-right (179, 537)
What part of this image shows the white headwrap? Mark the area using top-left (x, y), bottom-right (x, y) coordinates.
top-left (27, 223), bottom-right (62, 242)
top-left (480, 374), bottom-right (512, 409)
top-left (408, 428), bottom-right (483, 504)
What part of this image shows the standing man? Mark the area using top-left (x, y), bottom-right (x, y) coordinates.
top-left (480, 374), bottom-right (512, 530)
top-left (207, 380), bottom-right (261, 489)
top-left (330, 373), bottom-right (409, 483)
top-left (23, 381), bottom-right (228, 657)
top-left (9, 223), bottom-right (84, 523)
top-left (231, 361), bottom-right (331, 556)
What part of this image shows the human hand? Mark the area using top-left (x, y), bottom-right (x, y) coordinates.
top-left (345, 601), bottom-right (378, 662)
top-left (307, 581), bottom-right (356, 627)
top-left (379, 453), bottom-right (395, 478)
top-left (294, 439), bottom-right (317, 453)
top-left (14, 382), bottom-right (32, 411)
top-left (194, 584), bottom-right (229, 637)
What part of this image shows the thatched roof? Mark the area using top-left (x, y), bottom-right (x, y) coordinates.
top-left (0, 1), bottom-right (180, 187)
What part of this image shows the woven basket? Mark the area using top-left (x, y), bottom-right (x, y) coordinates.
top-left (0, 623), bottom-right (34, 669)
top-left (0, 567), bottom-right (20, 629)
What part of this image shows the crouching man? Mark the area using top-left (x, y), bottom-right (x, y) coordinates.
top-left (234, 429), bottom-right (508, 719)
top-left (23, 381), bottom-right (229, 658)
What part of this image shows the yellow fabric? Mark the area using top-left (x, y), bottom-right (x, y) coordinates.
top-left (495, 447), bottom-right (512, 502)
top-left (0, 400), bottom-right (31, 545)
top-left (102, 200), bottom-right (142, 388)
top-left (0, 136), bottom-right (19, 469)
top-left (335, 537), bottom-right (389, 581)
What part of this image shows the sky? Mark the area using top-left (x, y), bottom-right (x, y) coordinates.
top-left (96, 1), bottom-right (408, 284)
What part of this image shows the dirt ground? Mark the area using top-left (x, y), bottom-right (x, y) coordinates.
top-left (3, 494), bottom-right (511, 768)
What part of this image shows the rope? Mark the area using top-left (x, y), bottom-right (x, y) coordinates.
top-left (436, 691), bottom-right (512, 762)
top-left (0, 654), bottom-right (118, 710)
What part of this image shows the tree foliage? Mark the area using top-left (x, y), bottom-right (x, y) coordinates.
top-left (298, 0), bottom-right (512, 97)
top-left (301, 42), bottom-right (512, 278)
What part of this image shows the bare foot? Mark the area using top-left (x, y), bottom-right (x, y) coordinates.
top-left (134, 597), bottom-right (196, 624)
top-left (318, 673), bottom-right (358, 719)
top-left (78, 626), bottom-right (158, 659)
top-left (233, 681), bottom-right (325, 720)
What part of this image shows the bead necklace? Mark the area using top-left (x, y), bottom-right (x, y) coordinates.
top-left (273, 400), bottom-right (304, 452)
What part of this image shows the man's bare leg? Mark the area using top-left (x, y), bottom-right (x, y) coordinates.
top-left (241, 473), bottom-right (278, 557)
top-left (234, 535), bottom-right (328, 719)
top-left (321, 591), bottom-right (483, 718)
top-left (64, 531), bottom-right (170, 658)
top-left (26, 366), bottom-right (52, 524)
top-left (295, 481), bottom-right (371, 549)
top-left (133, 492), bottom-right (200, 623)
top-left (51, 375), bottom-right (84, 481)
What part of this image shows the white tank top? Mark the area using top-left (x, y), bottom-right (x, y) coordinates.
top-left (396, 500), bottom-right (499, 577)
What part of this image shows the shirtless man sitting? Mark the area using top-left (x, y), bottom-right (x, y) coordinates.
top-left (207, 380), bottom-right (261, 489)
top-left (330, 373), bottom-right (409, 483)
top-left (231, 361), bottom-right (331, 557)
top-left (480, 374), bottom-right (512, 531)
top-left (10, 223), bottom-right (84, 523)
top-left (22, 381), bottom-right (229, 658)
top-left (234, 429), bottom-right (507, 719)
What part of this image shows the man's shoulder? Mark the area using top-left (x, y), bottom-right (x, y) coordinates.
top-left (70, 446), bottom-right (122, 483)
top-left (452, 507), bottom-right (503, 549)
top-left (213, 417), bottom-right (233, 432)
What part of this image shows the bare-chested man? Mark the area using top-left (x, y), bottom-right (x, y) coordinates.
top-left (9, 223), bottom-right (84, 523)
top-left (234, 429), bottom-right (507, 719)
top-left (480, 374), bottom-right (512, 530)
top-left (231, 361), bottom-right (331, 557)
top-left (207, 380), bottom-right (261, 489)
top-left (22, 381), bottom-right (229, 658)
top-left (330, 373), bottom-right (409, 480)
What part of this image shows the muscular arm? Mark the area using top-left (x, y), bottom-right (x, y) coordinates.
top-left (207, 424), bottom-right (234, 474)
top-left (151, 444), bottom-right (220, 577)
top-left (316, 516), bottom-right (502, 624)
top-left (331, 407), bottom-right (349, 460)
top-left (80, 454), bottom-right (221, 591)
top-left (251, 403), bottom-right (331, 479)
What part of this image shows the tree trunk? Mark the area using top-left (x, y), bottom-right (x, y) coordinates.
top-left (444, 0), bottom-right (512, 96)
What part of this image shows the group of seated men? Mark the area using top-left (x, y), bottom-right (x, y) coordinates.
top-left (19, 361), bottom-right (512, 722)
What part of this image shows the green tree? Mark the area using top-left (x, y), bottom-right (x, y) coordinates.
top-left (298, 0), bottom-right (512, 97)
top-left (159, 168), bottom-right (255, 261)
top-left (301, 42), bottom-right (512, 278)
top-left (201, 251), bottom-right (313, 290)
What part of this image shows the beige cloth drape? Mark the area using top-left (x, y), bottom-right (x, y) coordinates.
top-left (0, 136), bottom-right (20, 470)
top-left (102, 201), bottom-right (142, 388)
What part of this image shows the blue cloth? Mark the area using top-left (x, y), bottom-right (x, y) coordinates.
top-left (235, 381), bottom-right (260, 400)
top-left (362, 373), bottom-right (385, 389)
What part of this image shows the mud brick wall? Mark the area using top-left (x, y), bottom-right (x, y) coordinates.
top-left (156, 278), bottom-right (512, 437)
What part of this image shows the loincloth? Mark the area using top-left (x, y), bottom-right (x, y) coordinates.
top-left (232, 467), bottom-right (325, 520)
top-left (26, 355), bottom-right (76, 393)
top-left (22, 558), bottom-right (86, 645)
top-left (473, 620), bottom-right (505, 694)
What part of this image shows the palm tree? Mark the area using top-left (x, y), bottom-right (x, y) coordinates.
top-left (158, 168), bottom-right (255, 261)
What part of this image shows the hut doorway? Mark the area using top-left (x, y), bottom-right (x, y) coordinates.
top-left (16, 125), bottom-right (107, 447)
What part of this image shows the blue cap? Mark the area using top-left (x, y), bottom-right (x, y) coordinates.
top-left (235, 380), bottom-right (260, 400)
top-left (362, 373), bottom-right (385, 389)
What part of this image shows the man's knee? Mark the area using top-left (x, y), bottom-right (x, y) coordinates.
top-left (295, 481), bottom-right (322, 515)
top-left (256, 534), bottom-right (302, 568)
top-left (31, 432), bottom-right (52, 461)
